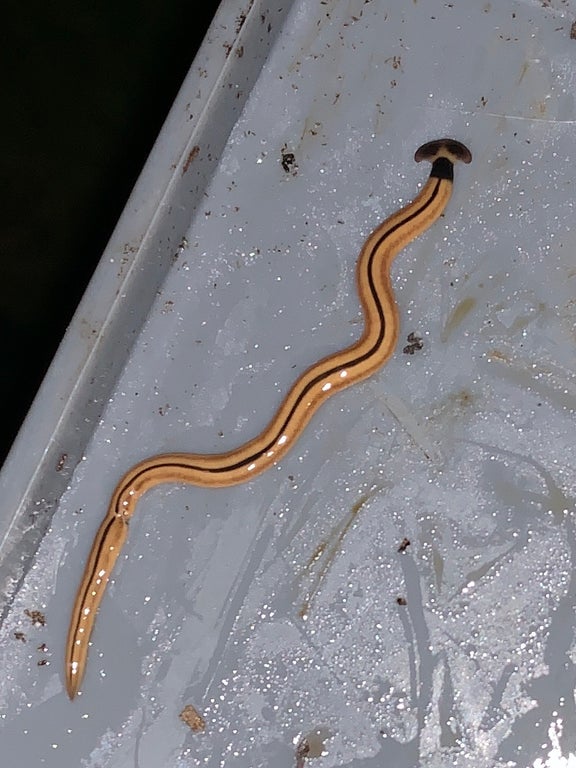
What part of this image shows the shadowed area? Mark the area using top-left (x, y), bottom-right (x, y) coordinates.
top-left (0, 1), bottom-right (220, 464)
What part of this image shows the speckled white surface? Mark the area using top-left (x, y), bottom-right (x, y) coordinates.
top-left (1, 0), bottom-right (576, 766)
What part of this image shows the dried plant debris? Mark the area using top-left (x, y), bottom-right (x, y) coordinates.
top-left (24, 609), bottom-right (46, 627)
top-left (396, 596), bottom-right (407, 606)
top-left (403, 331), bottom-right (423, 355)
top-left (281, 145), bottom-right (297, 174)
top-left (179, 704), bottom-right (206, 733)
top-left (397, 537), bottom-right (411, 553)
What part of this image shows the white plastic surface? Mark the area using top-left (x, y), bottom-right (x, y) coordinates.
top-left (1, 1), bottom-right (576, 767)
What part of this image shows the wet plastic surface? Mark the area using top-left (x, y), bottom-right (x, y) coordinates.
top-left (1, 1), bottom-right (576, 766)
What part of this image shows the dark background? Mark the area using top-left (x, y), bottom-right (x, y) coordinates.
top-left (1, 2), bottom-right (222, 465)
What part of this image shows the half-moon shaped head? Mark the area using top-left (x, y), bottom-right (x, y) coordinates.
top-left (414, 139), bottom-right (472, 165)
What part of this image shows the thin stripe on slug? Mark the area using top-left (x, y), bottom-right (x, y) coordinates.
top-left (65, 138), bottom-right (471, 699)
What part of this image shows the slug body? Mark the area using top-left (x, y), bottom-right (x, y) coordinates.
top-left (65, 139), bottom-right (471, 699)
